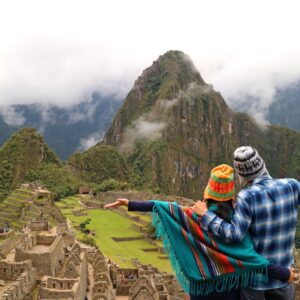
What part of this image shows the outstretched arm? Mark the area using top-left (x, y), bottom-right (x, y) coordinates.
top-left (104, 199), bottom-right (154, 212)
top-left (104, 198), bottom-right (129, 208)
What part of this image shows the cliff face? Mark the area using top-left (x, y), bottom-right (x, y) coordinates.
top-left (101, 51), bottom-right (300, 198)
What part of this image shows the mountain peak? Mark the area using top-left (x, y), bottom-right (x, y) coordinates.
top-left (103, 51), bottom-right (210, 146)
top-left (132, 50), bottom-right (205, 94)
top-left (0, 127), bottom-right (60, 198)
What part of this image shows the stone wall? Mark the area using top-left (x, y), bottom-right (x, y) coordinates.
top-left (62, 232), bottom-right (75, 248)
top-left (0, 260), bottom-right (31, 280)
top-left (82, 200), bottom-right (103, 209)
top-left (111, 237), bottom-right (143, 242)
top-left (36, 235), bottom-right (56, 245)
top-left (42, 277), bottom-right (77, 290)
top-left (51, 205), bottom-right (67, 223)
top-left (0, 235), bottom-right (24, 259)
top-left (39, 284), bottom-right (76, 299)
top-left (29, 221), bottom-right (49, 231)
top-left (56, 222), bottom-right (68, 234)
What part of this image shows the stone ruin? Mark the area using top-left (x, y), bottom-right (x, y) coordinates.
top-left (107, 259), bottom-right (185, 300)
top-left (0, 228), bottom-right (113, 300)
top-left (39, 242), bottom-right (88, 300)
top-left (87, 248), bottom-right (114, 300)
top-left (0, 184), bottom-right (114, 300)
top-left (0, 260), bottom-right (37, 300)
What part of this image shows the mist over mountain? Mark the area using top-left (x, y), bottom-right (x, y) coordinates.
top-left (267, 81), bottom-right (300, 131)
top-left (0, 93), bottom-right (123, 160)
top-left (230, 80), bottom-right (300, 131)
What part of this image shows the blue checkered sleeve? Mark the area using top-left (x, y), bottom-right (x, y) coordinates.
top-left (201, 191), bottom-right (253, 243)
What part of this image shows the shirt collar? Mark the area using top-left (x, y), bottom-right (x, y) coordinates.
top-left (252, 175), bottom-right (273, 185)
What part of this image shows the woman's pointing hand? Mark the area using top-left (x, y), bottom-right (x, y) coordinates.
top-left (104, 198), bottom-right (129, 209)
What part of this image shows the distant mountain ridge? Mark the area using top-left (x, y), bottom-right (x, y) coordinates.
top-left (0, 93), bottom-right (123, 160)
top-left (2, 51), bottom-right (300, 200)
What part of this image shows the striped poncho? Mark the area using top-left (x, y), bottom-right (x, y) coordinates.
top-left (151, 200), bottom-right (269, 296)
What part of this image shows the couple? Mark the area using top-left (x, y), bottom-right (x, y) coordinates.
top-left (105, 146), bottom-right (298, 300)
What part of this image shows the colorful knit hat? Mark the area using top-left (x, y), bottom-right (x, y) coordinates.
top-left (233, 146), bottom-right (268, 183)
top-left (204, 164), bottom-right (235, 201)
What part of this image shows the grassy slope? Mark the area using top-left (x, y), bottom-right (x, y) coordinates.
top-left (57, 196), bottom-right (172, 272)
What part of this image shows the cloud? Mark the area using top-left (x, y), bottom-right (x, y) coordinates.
top-left (78, 131), bottom-right (104, 151)
top-left (120, 116), bottom-right (166, 152)
top-left (0, 0), bottom-right (299, 124)
top-left (208, 49), bottom-right (300, 122)
top-left (66, 97), bottom-right (98, 124)
top-left (0, 106), bottom-right (26, 126)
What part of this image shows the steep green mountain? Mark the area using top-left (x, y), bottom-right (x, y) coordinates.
top-left (100, 50), bottom-right (300, 199)
top-left (0, 93), bottom-right (123, 160)
top-left (0, 128), bottom-right (81, 200)
top-left (0, 128), bottom-right (60, 199)
top-left (68, 144), bottom-right (129, 184)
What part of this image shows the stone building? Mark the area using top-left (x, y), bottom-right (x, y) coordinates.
top-left (129, 276), bottom-right (160, 300)
top-left (87, 248), bottom-right (114, 300)
top-left (0, 260), bottom-right (37, 300)
top-left (15, 235), bottom-right (65, 277)
top-left (39, 243), bottom-right (88, 300)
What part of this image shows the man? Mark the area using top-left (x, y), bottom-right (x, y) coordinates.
top-left (192, 146), bottom-right (298, 300)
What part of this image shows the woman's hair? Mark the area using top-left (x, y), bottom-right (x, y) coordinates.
top-left (205, 199), bottom-right (234, 222)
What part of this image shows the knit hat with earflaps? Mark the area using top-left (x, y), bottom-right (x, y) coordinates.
top-left (233, 146), bottom-right (268, 187)
top-left (204, 164), bottom-right (235, 201)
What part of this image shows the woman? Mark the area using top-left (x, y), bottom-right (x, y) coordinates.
top-left (105, 165), bottom-right (292, 300)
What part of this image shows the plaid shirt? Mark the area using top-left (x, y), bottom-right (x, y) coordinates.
top-left (201, 175), bottom-right (300, 290)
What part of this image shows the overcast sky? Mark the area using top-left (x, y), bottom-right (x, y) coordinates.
top-left (0, 0), bottom-right (300, 120)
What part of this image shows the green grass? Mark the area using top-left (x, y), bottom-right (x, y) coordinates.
top-left (57, 196), bottom-right (172, 273)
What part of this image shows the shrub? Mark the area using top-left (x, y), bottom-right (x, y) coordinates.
top-left (80, 235), bottom-right (97, 247)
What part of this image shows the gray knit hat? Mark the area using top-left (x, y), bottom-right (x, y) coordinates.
top-left (233, 146), bottom-right (268, 185)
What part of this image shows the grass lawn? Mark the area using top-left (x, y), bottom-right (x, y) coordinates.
top-left (57, 196), bottom-right (172, 273)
